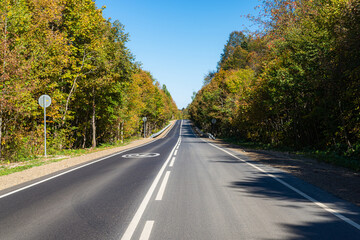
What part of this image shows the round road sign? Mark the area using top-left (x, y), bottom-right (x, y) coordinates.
top-left (38, 95), bottom-right (51, 108)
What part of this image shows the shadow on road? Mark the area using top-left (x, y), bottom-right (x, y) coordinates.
top-left (229, 173), bottom-right (360, 240)
top-left (278, 218), bottom-right (357, 240)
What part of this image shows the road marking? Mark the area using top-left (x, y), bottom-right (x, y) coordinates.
top-left (179, 120), bottom-right (183, 135)
top-left (169, 157), bottom-right (176, 167)
top-left (206, 140), bottom-right (360, 231)
top-left (0, 139), bottom-right (160, 200)
top-left (121, 137), bottom-right (180, 240)
top-left (139, 221), bottom-right (154, 240)
top-left (174, 150), bottom-right (178, 156)
top-left (122, 153), bottom-right (160, 158)
top-left (155, 171), bottom-right (171, 201)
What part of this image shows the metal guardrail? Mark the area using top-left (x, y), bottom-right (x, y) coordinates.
top-left (207, 133), bottom-right (216, 140)
top-left (150, 122), bottom-right (173, 138)
top-left (194, 126), bottom-right (205, 137)
top-left (193, 126), bottom-right (216, 140)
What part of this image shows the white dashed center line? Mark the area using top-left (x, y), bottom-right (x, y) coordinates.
top-left (120, 137), bottom-right (180, 240)
top-left (169, 157), bottom-right (176, 167)
top-left (122, 122), bottom-right (184, 240)
top-left (155, 171), bottom-right (171, 201)
top-left (139, 221), bottom-right (154, 240)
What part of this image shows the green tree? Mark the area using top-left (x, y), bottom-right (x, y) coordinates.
top-left (189, 0), bottom-right (360, 165)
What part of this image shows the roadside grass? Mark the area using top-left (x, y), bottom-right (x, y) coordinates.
top-left (0, 136), bottom-right (141, 176)
top-left (0, 158), bottom-right (67, 176)
top-left (223, 137), bottom-right (360, 172)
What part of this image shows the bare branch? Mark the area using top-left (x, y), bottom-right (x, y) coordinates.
top-left (61, 48), bottom-right (87, 125)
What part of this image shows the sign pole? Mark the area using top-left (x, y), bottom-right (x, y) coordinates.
top-left (44, 97), bottom-right (47, 157)
top-left (38, 95), bottom-right (51, 157)
top-left (211, 118), bottom-right (216, 137)
top-left (142, 117), bottom-right (147, 138)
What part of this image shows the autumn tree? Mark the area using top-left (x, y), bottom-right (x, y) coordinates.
top-left (0, 0), bottom-right (178, 161)
top-left (189, 0), bottom-right (360, 166)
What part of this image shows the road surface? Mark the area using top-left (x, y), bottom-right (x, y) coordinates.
top-left (1, 120), bottom-right (360, 239)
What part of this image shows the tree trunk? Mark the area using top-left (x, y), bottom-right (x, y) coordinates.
top-left (92, 87), bottom-right (96, 148)
top-left (3, 11), bottom-right (7, 76)
top-left (117, 122), bottom-right (120, 141)
top-left (0, 115), bottom-right (2, 159)
top-left (121, 120), bottom-right (124, 143)
top-left (1, 13), bottom-right (7, 159)
top-left (339, 100), bottom-right (353, 149)
top-left (82, 125), bottom-right (87, 149)
top-left (148, 123), bottom-right (152, 137)
top-left (61, 49), bottom-right (87, 126)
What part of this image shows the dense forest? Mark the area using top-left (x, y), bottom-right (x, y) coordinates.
top-left (0, 0), bottom-right (178, 161)
top-left (189, 0), bottom-right (360, 166)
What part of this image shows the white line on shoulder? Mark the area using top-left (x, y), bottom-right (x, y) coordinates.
top-left (205, 139), bottom-right (360, 231)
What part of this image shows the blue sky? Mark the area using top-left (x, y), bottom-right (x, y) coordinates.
top-left (95, 0), bottom-right (260, 109)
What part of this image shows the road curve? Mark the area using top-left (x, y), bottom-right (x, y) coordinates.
top-left (1, 120), bottom-right (360, 239)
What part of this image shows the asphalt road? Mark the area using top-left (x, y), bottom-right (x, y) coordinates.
top-left (1, 120), bottom-right (360, 239)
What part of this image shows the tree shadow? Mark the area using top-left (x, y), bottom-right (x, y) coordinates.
top-left (214, 139), bottom-right (360, 207)
top-left (209, 154), bottom-right (249, 164)
top-left (229, 173), bottom-right (360, 239)
top-left (180, 133), bottom-right (199, 138)
top-left (230, 173), bottom-right (309, 202)
top-left (278, 217), bottom-right (359, 240)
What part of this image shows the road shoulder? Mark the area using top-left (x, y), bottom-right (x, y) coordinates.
top-left (0, 120), bottom-right (176, 191)
top-left (212, 138), bottom-right (360, 207)
top-left (191, 123), bottom-right (360, 207)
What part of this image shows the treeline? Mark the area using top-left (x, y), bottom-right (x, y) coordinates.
top-left (189, 0), bottom-right (360, 162)
top-left (0, 0), bottom-right (178, 161)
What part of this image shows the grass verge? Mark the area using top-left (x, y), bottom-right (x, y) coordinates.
top-left (0, 136), bottom-right (142, 176)
top-left (223, 137), bottom-right (360, 172)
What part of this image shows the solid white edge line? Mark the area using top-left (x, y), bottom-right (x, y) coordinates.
top-left (204, 139), bottom-right (360, 231)
top-left (155, 171), bottom-right (171, 201)
top-left (121, 137), bottom-right (180, 240)
top-left (0, 138), bottom-right (160, 200)
top-left (169, 157), bottom-right (176, 167)
top-left (139, 221), bottom-right (154, 240)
